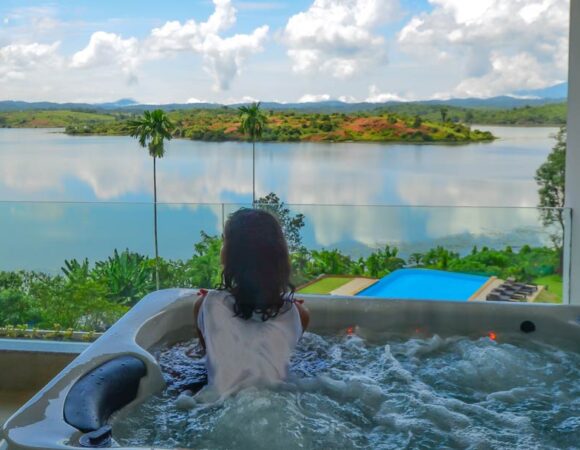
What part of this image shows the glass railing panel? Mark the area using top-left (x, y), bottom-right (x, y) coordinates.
top-left (0, 201), bottom-right (157, 274)
top-left (0, 202), bottom-right (571, 339)
top-left (230, 203), bottom-right (570, 304)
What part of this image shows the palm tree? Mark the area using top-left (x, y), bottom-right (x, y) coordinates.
top-left (238, 102), bottom-right (267, 205)
top-left (127, 110), bottom-right (175, 290)
top-left (409, 253), bottom-right (424, 267)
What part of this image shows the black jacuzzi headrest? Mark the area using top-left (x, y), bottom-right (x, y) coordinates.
top-left (64, 355), bottom-right (147, 434)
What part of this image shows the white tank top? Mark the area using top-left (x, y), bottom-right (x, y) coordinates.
top-left (196, 289), bottom-right (302, 399)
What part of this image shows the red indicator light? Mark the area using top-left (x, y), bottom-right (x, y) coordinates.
top-left (488, 331), bottom-right (497, 341)
top-left (346, 326), bottom-right (355, 336)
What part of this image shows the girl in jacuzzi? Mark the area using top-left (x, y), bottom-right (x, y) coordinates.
top-left (190, 208), bottom-right (309, 400)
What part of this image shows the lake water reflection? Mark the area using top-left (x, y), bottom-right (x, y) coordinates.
top-left (0, 127), bottom-right (562, 271)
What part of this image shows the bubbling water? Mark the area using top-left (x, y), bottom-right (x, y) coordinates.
top-left (113, 333), bottom-right (580, 449)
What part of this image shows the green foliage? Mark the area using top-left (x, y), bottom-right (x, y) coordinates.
top-left (61, 107), bottom-right (495, 143)
top-left (432, 246), bottom-right (559, 281)
top-left (238, 102), bottom-right (267, 141)
top-left (2, 103), bottom-right (567, 137)
top-left (0, 241), bottom-right (562, 331)
top-left (127, 109), bottom-right (175, 158)
top-left (93, 250), bottom-right (154, 306)
top-left (535, 126), bottom-right (566, 249)
top-left (166, 232), bottom-right (223, 289)
top-left (0, 110), bottom-right (119, 129)
top-left (378, 102), bottom-right (566, 126)
top-left (256, 193), bottom-right (305, 252)
top-left (420, 246), bottom-right (460, 270)
top-left (306, 249), bottom-right (355, 277)
top-left (0, 271), bottom-right (26, 290)
top-left (0, 290), bottom-right (40, 326)
top-left (62, 258), bottom-right (90, 284)
top-left (363, 246), bottom-right (405, 278)
top-left (31, 275), bottom-right (128, 331)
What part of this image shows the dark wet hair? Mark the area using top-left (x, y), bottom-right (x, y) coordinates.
top-left (221, 208), bottom-right (294, 321)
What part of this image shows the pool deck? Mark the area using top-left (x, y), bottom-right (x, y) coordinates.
top-left (469, 277), bottom-right (501, 301)
top-left (330, 278), bottom-right (378, 296)
top-left (469, 277), bottom-right (544, 302)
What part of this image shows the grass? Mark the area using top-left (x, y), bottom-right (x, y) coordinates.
top-left (0, 110), bottom-right (117, 128)
top-left (533, 274), bottom-right (563, 304)
top-left (298, 277), bottom-right (356, 295)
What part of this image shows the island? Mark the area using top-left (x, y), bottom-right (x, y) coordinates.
top-left (0, 109), bottom-right (497, 143)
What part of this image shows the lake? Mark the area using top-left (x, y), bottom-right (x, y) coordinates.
top-left (0, 126), bottom-right (564, 272)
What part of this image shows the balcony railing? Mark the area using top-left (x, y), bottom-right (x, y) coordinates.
top-left (0, 200), bottom-right (570, 300)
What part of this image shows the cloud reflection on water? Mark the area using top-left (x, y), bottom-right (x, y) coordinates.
top-left (0, 127), bottom-right (559, 271)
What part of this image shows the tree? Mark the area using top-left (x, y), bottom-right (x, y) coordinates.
top-left (238, 102), bottom-right (267, 205)
top-left (440, 107), bottom-right (449, 123)
top-left (413, 115), bottom-right (423, 128)
top-left (307, 249), bottom-right (353, 276)
top-left (0, 290), bottom-right (40, 326)
top-left (127, 110), bottom-right (175, 290)
top-left (364, 246), bottom-right (405, 278)
top-left (535, 126), bottom-right (566, 253)
top-left (256, 193), bottom-right (305, 253)
top-left (409, 253), bottom-right (424, 266)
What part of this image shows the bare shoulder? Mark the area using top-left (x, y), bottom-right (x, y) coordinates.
top-left (295, 301), bottom-right (310, 332)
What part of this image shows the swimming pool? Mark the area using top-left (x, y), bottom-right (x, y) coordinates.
top-left (358, 269), bottom-right (489, 301)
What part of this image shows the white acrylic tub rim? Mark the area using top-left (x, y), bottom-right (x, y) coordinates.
top-left (2, 289), bottom-right (580, 450)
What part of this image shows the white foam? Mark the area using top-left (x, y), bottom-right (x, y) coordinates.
top-left (113, 333), bottom-right (580, 449)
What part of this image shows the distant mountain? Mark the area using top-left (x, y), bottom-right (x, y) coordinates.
top-left (418, 96), bottom-right (564, 109)
top-left (514, 82), bottom-right (568, 99)
top-left (0, 95), bottom-right (567, 114)
top-left (98, 98), bottom-right (139, 109)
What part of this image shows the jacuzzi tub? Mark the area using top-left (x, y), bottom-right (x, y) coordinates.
top-left (2, 289), bottom-right (579, 449)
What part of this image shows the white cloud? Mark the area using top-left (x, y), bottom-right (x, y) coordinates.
top-left (365, 85), bottom-right (406, 103)
top-left (398, 0), bottom-right (570, 97)
top-left (298, 93), bottom-right (331, 103)
top-left (338, 95), bottom-right (358, 103)
top-left (71, 32), bottom-right (140, 81)
top-left (455, 52), bottom-right (549, 98)
top-left (149, 0), bottom-right (269, 91)
top-left (0, 42), bottom-right (61, 81)
top-left (283, 0), bottom-right (399, 79)
top-left (67, 0), bottom-right (268, 91)
top-left (186, 97), bottom-right (207, 104)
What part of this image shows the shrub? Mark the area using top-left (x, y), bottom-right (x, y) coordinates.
top-left (0, 290), bottom-right (41, 326)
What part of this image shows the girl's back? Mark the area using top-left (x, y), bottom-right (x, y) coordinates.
top-left (190, 208), bottom-right (309, 402)
top-left (198, 289), bottom-right (302, 397)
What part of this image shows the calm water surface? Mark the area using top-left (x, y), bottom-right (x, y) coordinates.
top-left (0, 127), bottom-right (562, 271)
top-left (0, 126), bottom-right (556, 206)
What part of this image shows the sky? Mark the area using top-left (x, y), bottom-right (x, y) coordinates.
top-left (0, 0), bottom-right (571, 104)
